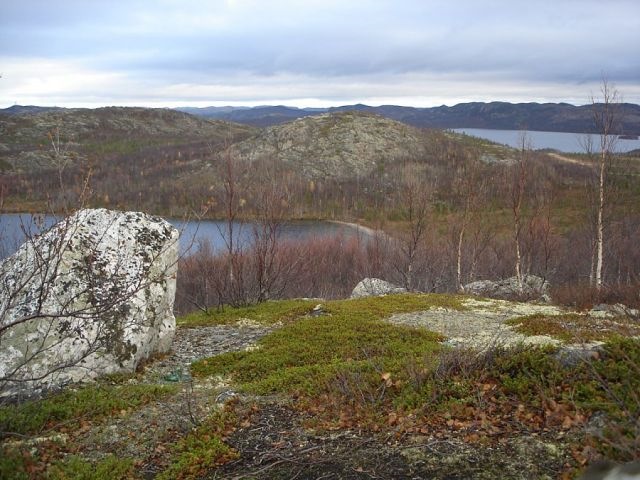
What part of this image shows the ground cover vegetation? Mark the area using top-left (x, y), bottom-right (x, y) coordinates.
top-left (1, 296), bottom-right (638, 478)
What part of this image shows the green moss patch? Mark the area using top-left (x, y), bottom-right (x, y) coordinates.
top-left (190, 294), bottom-right (451, 396)
top-left (47, 454), bottom-right (137, 480)
top-left (0, 449), bottom-right (138, 480)
top-left (157, 411), bottom-right (239, 480)
top-left (0, 383), bottom-right (176, 437)
top-left (506, 313), bottom-right (640, 342)
top-left (177, 299), bottom-right (318, 327)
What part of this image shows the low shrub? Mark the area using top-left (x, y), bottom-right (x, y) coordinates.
top-left (506, 313), bottom-right (640, 342)
top-left (0, 383), bottom-right (176, 437)
top-left (551, 282), bottom-right (640, 311)
top-left (157, 411), bottom-right (239, 480)
top-left (47, 455), bottom-right (136, 480)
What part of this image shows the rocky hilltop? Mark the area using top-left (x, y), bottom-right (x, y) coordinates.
top-left (232, 111), bottom-right (427, 179)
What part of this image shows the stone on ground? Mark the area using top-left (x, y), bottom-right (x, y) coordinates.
top-left (0, 208), bottom-right (179, 398)
top-left (351, 278), bottom-right (407, 299)
top-left (463, 274), bottom-right (549, 301)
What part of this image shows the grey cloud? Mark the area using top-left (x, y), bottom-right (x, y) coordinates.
top-left (1, 0), bottom-right (639, 106)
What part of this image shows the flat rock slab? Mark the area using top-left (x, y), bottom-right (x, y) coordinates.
top-left (387, 298), bottom-right (564, 348)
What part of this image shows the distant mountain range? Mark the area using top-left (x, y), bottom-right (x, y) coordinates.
top-left (0, 105), bottom-right (64, 116)
top-left (176, 102), bottom-right (640, 135)
top-left (3, 101), bottom-right (640, 135)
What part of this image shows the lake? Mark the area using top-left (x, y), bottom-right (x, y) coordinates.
top-left (0, 214), bottom-right (368, 259)
top-left (452, 128), bottom-right (640, 153)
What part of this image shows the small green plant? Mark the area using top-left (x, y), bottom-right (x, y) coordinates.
top-left (47, 454), bottom-right (137, 480)
top-left (0, 446), bottom-right (30, 480)
top-left (0, 383), bottom-right (176, 437)
top-left (573, 338), bottom-right (640, 461)
top-left (0, 450), bottom-right (137, 480)
top-left (157, 412), bottom-right (239, 480)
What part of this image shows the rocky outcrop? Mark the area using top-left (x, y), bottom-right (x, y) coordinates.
top-left (588, 303), bottom-right (640, 319)
top-left (0, 209), bottom-right (179, 398)
top-left (351, 278), bottom-right (407, 299)
top-left (232, 111), bottom-right (426, 180)
top-left (577, 460), bottom-right (640, 480)
top-left (463, 275), bottom-right (549, 301)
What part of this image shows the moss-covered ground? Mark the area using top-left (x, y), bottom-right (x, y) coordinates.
top-left (2, 294), bottom-right (639, 478)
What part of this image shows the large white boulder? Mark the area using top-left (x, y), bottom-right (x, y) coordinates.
top-left (351, 278), bottom-right (407, 299)
top-left (0, 209), bottom-right (179, 398)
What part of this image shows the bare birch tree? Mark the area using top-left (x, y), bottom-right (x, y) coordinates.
top-left (509, 132), bottom-right (531, 293)
top-left (589, 79), bottom-right (620, 289)
top-left (393, 163), bottom-right (432, 291)
top-left (451, 150), bottom-right (486, 291)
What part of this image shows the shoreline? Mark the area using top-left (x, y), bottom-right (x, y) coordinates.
top-left (328, 220), bottom-right (392, 241)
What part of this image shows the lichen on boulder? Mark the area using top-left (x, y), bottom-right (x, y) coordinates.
top-left (351, 278), bottom-right (407, 299)
top-left (463, 274), bottom-right (549, 302)
top-left (0, 209), bottom-right (179, 399)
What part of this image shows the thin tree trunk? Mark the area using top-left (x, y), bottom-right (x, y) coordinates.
top-left (595, 153), bottom-right (606, 288)
top-left (456, 222), bottom-right (466, 292)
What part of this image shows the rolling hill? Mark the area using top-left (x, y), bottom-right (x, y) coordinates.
top-left (176, 101), bottom-right (640, 135)
top-left (228, 111), bottom-right (428, 180)
top-left (0, 107), bottom-right (255, 173)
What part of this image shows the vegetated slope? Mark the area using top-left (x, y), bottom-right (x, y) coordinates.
top-left (1, 105), bottom-right (512, 217)
top-left (178, 101), bottom-right (640, 135)
top-left (0, 108), bottom-right (256, 214)
top-left (0, 107), bottom-right (256, 173)
top-left (230, 111), bottom-right (428, 179)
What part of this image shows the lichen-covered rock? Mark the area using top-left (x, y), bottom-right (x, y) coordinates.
top-left (463, 275), bottom-right (549, 301)
top-left (233, 111), bottom-right (425, 180)
top-left (351, 278), bottom-right (407, 299)
top-left (0, 209), bottom-right (179, 398)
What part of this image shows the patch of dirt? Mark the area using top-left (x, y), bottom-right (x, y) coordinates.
top-left (213, 400), bottom-right (571, 480)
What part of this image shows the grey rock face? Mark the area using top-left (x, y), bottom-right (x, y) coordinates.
top-left (0, 209), bottom-right (179, 398)
top-left (463, 275), bottom-right (549, 301)
top-left (589, 303), bottom-right (640, 319)
top-left (351, 278), bottom-right (407, 299)
top-left (577, 460), bottom-right (640, 480)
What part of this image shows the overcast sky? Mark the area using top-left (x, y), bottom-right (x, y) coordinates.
top-left (1, 0), bottom-right (639, 108)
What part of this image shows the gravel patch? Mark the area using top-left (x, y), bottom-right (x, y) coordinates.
top-left (140, 323), bottom-right (275, 383)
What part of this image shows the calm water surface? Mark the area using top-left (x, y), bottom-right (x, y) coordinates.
top-left (0, 214), bottom-right (366, 259)
top-left (453, 128), bottom-right (640, 153)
